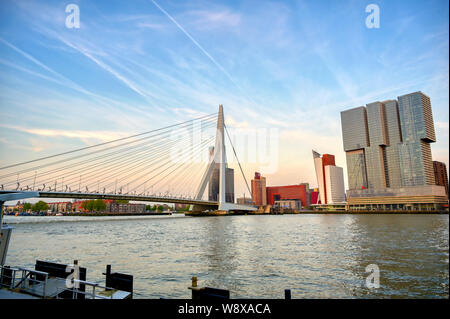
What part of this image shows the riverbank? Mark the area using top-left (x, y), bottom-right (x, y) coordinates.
top-left (61, 212), bottom-right (173, 216)
top-left (187, 210), bottom-right (449, 216)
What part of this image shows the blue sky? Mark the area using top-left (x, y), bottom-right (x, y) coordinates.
top-left (0, 0), bottom-right (448, 195)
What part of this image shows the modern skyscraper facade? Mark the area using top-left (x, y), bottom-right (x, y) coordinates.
top-left (397, 92), bottom-right (436, 186)
top-left (340, 91), bottom-right (447, 210)
top-left (341, 107), bottom-right (370, 190)
top-left (433, 161), bottom-right (449, 197)
top-left (324, 165), bottom-right (346, 203)
top-left (312, 150), bottom-right (346, 204)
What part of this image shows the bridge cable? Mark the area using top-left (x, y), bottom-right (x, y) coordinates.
top-left (224, 124), bottom-right (252, 200)
top-left (0, 112), bottom-right (217, 170)
top-left (1, 121), bottom-right (217, 188)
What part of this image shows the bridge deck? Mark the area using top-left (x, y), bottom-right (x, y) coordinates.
top-left (0, 191), bottom-right (256, 211)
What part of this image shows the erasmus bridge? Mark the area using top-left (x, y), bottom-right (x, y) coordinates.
top-left (0, 105), bottom-right (257, 217)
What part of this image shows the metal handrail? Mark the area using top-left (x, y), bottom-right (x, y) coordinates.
top-left (55, 279), bottom-right (115, 299)
top-left (0, 265), bottom-right (49, 297)
top-left (1, 265), bottom-right (127, 299)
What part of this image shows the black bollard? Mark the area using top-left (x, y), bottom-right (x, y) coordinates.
top-left (285, 289), bottom-right (291, 299)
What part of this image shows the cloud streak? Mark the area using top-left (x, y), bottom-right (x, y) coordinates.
top-left (0, 124), bottom-right (128, 143)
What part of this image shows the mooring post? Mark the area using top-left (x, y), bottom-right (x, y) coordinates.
top-left (285, 289), bottom-right (291, 299)
top-left (103, 264), bottom-right (112, 291)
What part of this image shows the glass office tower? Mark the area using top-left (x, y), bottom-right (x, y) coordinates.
top-left (340, 107), bottom-right (369, 190)
top-left (397, 92), bottom-right (436, 186)
top-left (341, 91), bottom-right (436, 191)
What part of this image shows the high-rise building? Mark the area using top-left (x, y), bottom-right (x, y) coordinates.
top-left (340, 91), bottom-right (447, 210)
top-left (251, 172), bottom-right (267, 206)
top-left (397, 92), bottom-right (436, 186)
top-left (312, 150), bottom-right (345, 204)
top-left (433, 161), bottom-right (449, 197)
top-left (325, 165), bottom-right (346, 203)
top-left (208, 147), bottom-right (234, 203)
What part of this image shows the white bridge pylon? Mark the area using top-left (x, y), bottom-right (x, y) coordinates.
top-left (195, 105), bottom-right (255, 212)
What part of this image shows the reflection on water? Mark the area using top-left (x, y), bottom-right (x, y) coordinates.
top-left (4, 214), bottom-right (448, 298)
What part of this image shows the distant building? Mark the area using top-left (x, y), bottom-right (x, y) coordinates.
top-left (325, 166), bottom-right (346, 203)
top-left (274, 199), bottom-right (302, 210)
top-left (251, 172), bottom-right (310, 208)
top-left (300, 183), bottom-right (311, 207)
top-left (310, 189), bottom-right (319, 205)
top-left (208, 147), bottom-right (235, 203)
top-left (236, 197), bottom-right (253, 205)
top-left (312, 151), bottom-right (345, 204)
top-left (107, 201), bottom-right (145, 213)
top-left (251, 172), bottom-right (267, 206)
top-left (48, 201), bottom-right (72, 213)
top-left (175, 203), bottom-right (190, 211)
top-left (341, 91), bottom-right (447, 210)
top-left (4, 201), bottom-right (24, 213)
top-left (433, 161), bottom-right (449, 197)
top-left (266, 184), bottom-right (308, 207)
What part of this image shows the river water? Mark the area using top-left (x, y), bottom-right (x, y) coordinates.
top-left (3, 214), bottom-right (449, 298)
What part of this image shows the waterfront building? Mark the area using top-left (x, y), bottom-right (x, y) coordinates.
top-left (300, 183), bottom-right (311, 207)
top-left (310, 188), bottom-right (319, 205)
top-left (175, 203), bottom-right (190, 211)
top-left (4, 201), bottom-right (24, 213)
top-left (340, 91), bottom-right (447, 210)
top-left (236, 197), bottom-right (253, 205)
top-left (251, 172), bottom-right (267, 206)
top-left (273, 199), bottom-right (302, 210)
top-left (251, 172), bottom-right (310, 208)
top-left (266, 184), bottom-right (308, 207)
top-left (433, 161), bottom-right (449, 197)
top-left (312, 151), bottom-right (346, 204)
top-left (48, 201), bottom-right (72, 213)
top-left (106, 201), bottom-right (146, 213)
top-left (325, 165), bottom-right (346, 203)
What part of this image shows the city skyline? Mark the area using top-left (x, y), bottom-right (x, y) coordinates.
top-left (0, 0), bottom-right (448, 197)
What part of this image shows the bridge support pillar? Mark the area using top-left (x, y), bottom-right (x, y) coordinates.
top-left (194, 105), bottom-right (232, 212)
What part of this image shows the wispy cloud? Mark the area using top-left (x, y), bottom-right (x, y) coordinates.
top-left (0, 124), bottom-right (128, 143)
top-left (136, 22), bottom-right (166, 29)
top-left (183, 9), bottom-right (241, 29)
top-left (54, 35), bottom-right (147, 98)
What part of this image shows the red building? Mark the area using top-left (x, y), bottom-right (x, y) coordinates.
top-left (266, 184), bottom-right (308, 207)
top-left (320, 154), bottom-right (335, 204)
top-left (310, 190), bottom-right (319, 205)
top-left (251, 172), bottom-right (267, 205)
top-left (433, 161), bottom-right (449, 198)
